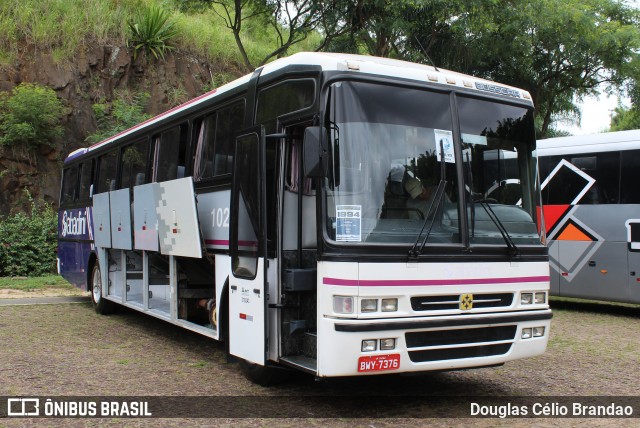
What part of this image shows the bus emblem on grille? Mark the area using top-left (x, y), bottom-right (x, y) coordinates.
top-left (460, 293), bottom-right (473, 310)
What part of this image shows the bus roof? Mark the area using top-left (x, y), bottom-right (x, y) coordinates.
top-left (537, 129), bottom-right (640, 156)
top-left (65, 52), bottom-right (533, 163)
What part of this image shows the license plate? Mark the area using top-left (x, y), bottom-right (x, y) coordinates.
top-left (357, 354), bottom-right (400, 372)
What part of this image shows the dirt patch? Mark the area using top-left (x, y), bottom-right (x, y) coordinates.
top-left (0, 288), bottom-right (88, 299)
top-left (0, 301), bottom-right (638, 426)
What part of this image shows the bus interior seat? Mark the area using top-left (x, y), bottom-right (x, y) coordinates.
top-left (135, 173), bottom-right (146, 186)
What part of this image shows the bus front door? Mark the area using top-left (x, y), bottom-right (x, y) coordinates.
top-left (229, 128), bottom-right (268, 365)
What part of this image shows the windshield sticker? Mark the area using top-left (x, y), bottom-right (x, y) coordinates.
top-left (434, 129), bottom-right (455, 163)
top-left (336, 205), bottom-right (362, 242)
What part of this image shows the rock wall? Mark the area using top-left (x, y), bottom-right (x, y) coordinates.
top-left (0, 44), bottom-right (235, 215)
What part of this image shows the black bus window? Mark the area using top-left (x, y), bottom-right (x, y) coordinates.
top-left (121, 139), bottom-right (149, 189)
top-left (78, 160), bottom-right (94, 201)
top-left (256, 79), bottom-right (315, 133)
top-left (214, 101), bottom-right (244, 175)
top-left (61, 166), bottom-right (78, 204)
top-left (96, 151), bottom-right (118, 193)
top-left (574, 152), bottom-right (619, 204)
top-left (154, 124), bottom-right (187, 182)
top-left (621, 150), bottom-right (640, 203)
top-left (194, 114), bottom-right (217, 181)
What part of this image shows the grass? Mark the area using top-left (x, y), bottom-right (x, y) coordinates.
top-left (0, 275), bottom-right (76, 292)
top-left (0, 0), bottom-right (324, 69)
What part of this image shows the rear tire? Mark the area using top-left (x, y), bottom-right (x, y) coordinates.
top-left (90, 261), bottom-right (115, 315)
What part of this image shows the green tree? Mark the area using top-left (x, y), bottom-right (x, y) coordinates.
top-left (610, 106), bottom-right (640, 131)
top-left (400, 0), bottom-right (640, 138)
top-left (0, 83), bottom-right (65, 149)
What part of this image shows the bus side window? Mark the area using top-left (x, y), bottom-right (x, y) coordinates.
top-left (78, 160), bottom-right (94, 202)
top-left (621, 149), bottom-right (640, 203)
top-left (215, 101), bottom-right (244, 175)
top-left (61, 166), bottom-right (79, 204)
top-left (96, 151), bottom-right (118, 193)
top-left (194, 100), bottom-right (244, 181)
top-left (120, 138), bottom-right (149, 190)
top-left (153, 123), bottom-right (188, 182)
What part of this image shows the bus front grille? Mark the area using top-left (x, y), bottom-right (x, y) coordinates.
top-left (410, 293), bottom-right (514, 311)
top-left (408, 344), bottom-right (512, 363)
top-left (405, 325), bottom-right (516, 363)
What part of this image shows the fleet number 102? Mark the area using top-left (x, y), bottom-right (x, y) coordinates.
top-left (211, 208), bottom-right (230, 228)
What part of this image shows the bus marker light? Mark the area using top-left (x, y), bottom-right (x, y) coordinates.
top-left (600, 269), bottom-right (608, 275)
top-left (361, 340), bottom-right (377, 352)
top-left (561, 272), bottom-right (568, 277)
top-left (521, 328), bottom-right (532, 339)
top-left (333, 296), bottom-right (354, 314)
top-left (381, 298), bottom-right (398, 312)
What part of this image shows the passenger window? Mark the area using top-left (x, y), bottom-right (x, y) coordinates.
top-left (256, 79), bottom-right (315, 133)
top-left (621, 150), bottom-right (640, 203)
top-left (154, 124), bottom-right (188, 182)
top-left (573, 152), bottom-right (619, 204)
top-left (78, 160), bottom-right (94, 201)
top-left (96, 151), bottom-right (118, 193)
top-left (120, 138), bottom-right (149, 190)
top-left (61, 166), bottom-right (78, 204)
top-left (194, 100), bottom-right (244, 181)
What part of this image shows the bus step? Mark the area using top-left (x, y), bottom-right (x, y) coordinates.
top-left (304, 332), bottom-right (317, 359)
top-left (280, 355), bottom-right (317, 373)
top-left (285, 320), bottom-right (307, 335)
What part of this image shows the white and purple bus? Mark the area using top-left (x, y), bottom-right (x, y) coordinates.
top-left (58, 52), bottom-right (551, 384)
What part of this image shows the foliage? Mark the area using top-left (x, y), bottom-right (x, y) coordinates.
top-left (0, 194), bottom-right (58, 277)
top-left (86, 92), bottom-right (151, 144)
top-left (610, 106), bottom-right (640, 131)
top-left (0, 83), bottom-right (65, 149)
top-left (129, 5), bottom-right (180, 60)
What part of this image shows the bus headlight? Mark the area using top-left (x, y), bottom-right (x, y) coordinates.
top-left (521, 328), bottom-right (532, 339)
top-left (535, 292), bottom-right (547, 304)
top-left (333, 296), bottom-right (354, 314)
top-left (381, 298), bottom-right (398, 312)
top-left (380, 338), bottom-right (396, 350)
top-left (520, 292), bottom-right (533, 305)
top-left (361, 299), bottom-right (378, 313)
top-left (533, 326), bottom-right (545, 337)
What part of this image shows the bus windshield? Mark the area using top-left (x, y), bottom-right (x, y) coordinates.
top-left (324, 80), bottom-right (540, 247)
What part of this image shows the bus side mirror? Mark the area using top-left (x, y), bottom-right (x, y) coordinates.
top-left (303, 126), bottom-right (328, 178)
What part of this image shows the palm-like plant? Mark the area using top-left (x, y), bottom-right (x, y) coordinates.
top-left (129, 6), bottom-right (179, 60)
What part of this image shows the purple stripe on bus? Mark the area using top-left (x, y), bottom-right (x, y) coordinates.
top-left (323, 276), bottom-right (550, 287)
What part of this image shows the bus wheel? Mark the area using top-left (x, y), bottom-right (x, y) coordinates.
top-left (238, 359), bottom-right (291, 386)
top-left (90, 262), bottom-right (114, 315)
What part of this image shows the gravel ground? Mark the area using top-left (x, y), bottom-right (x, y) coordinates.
top-left (0, 299), bottom-right (639, 427)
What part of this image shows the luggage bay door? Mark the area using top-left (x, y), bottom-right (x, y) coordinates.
top-left (229, 127), bottom-right (268, 365)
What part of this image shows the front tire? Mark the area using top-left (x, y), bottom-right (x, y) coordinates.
top-left (238, 359), bottom-right (293, 386)
top-left (90, 261), bottom-right (115, 315)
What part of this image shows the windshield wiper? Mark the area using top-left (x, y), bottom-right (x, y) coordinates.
top-left (409, 139), bottom-right (447, 258)
top-left (476, 200), bottom-right (519, 257)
